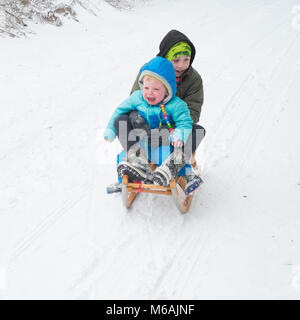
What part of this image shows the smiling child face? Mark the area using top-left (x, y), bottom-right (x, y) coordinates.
top-left (171, 55), bottom-right (191, 77)
top-left (142, 76), bottom-right (168, 105)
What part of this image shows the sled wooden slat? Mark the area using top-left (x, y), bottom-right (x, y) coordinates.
top-left (122, 177), bottom-right (194, 214)
top-left (121, 175), bottom-right (138, 209)
top-left (170, 180), bottom-right (193, 213)
top-left (190, 153), bottom-right (200, 176)
top-left (127, 182), bottom-right (171, 191)
top-left (126, 187), bottom-right (172, 195)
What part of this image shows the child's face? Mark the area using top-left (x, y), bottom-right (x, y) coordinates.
top-left (171, 55), bottom-right (191, 77)
top-left (142, 77), bottom-right (168, 105)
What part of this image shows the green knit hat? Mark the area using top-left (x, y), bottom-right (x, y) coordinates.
top-left (165, 41), bottom-right (191, 61)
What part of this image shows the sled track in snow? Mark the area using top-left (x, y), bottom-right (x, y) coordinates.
top-left (203, 19), bottom-right (299, 182)
top-left (148, 230), bottom-right (214, 298)
top-left (223, 31), bottom-right (300, 190)
top-left (8, 184), bottom-right (91, 268)
top-left (70, 231), bottom-right (136, 294)
top-left (207, 17), bottom-right (289, 86)
top-left (202, 19), bottom-right (288, 170)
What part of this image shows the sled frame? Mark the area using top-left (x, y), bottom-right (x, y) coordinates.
top-left (121, 154), bottom-right (199, 214)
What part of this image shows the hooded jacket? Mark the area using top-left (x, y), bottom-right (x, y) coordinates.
top-left (139, 56), bottom-right (177, 104)
top-left (131, 30), bottom-right (204, 123)
top-left (105, 57), bottom-right (193, 144)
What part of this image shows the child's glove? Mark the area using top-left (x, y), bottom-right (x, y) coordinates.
top-left (104, 128), bottom-right (116, 142)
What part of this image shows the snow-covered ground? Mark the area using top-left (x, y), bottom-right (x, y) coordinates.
top-left (1, 0), bottom-right (300, 299)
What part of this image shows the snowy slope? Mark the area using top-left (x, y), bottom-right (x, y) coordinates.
top-left (1, 0), bottom-right (300, 299)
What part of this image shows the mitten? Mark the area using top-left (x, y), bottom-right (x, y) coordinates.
top-left (104, 128), bottom-right (116, 142)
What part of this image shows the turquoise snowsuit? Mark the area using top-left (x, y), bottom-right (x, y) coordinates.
top-left (104, 56), bottom-right (193, 144)
top-left (104, 57), bottom-right (194, 181)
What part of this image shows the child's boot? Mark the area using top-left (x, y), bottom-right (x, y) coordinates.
top-left (117, 143), bottom-right (153, 183)
top-left (152, 150), bottom-right (186, 187)
top-left (182, 171), bottom-right (203, 194)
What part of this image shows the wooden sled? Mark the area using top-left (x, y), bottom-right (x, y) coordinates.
top-left (121, 154), bottom-right (200, 214)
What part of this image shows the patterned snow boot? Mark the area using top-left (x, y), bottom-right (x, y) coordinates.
top-left (152, 150), bottom-right (186, 187)
top-left (183, 171), bottom-right (204, 195)
top-left (117, 143), bottom-right (153, 183)
top-left (106, 181), bottom-right (122, 194)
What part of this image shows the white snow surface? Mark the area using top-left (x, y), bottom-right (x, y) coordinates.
top-left (1, 0), bottom-right (300, 299)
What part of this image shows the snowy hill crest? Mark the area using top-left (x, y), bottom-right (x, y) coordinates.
top-left (0, 0), bottom-right (136, 37)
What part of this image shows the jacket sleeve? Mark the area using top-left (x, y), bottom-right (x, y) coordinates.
top-left (184, 73), bottom-right (204, 124)
top-left (171, 101), bottom-right (193, 144)
top-left (105, 92), bottom-right (139, 134)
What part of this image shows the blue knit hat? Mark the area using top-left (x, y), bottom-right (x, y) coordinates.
top-left (139, 57), bottom-right (177, 104)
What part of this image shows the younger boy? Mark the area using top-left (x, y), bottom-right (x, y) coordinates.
top-left (104, 57), bottom-right (195, 189)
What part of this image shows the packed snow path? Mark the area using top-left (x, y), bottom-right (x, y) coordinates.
top-left (1, 0), bottom-right (300, 299)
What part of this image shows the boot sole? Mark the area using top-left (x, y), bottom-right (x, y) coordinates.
top-left (117, 162), bottom-right (147, 182)
top-left (184, 177), bottom-right (204, 195)
top-left (152, 168), bottom-right (170, 187)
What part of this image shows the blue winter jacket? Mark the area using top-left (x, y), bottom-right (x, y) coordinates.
top-left (104, 57), bottom-right (193, 143)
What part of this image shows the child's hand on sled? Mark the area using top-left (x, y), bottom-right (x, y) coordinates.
top-left (171, 139), bottom-right (183, 148)
top-left (104, 128), bottom-right (116, 142)
top-left (169, 132), bottom-right (183, 148)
